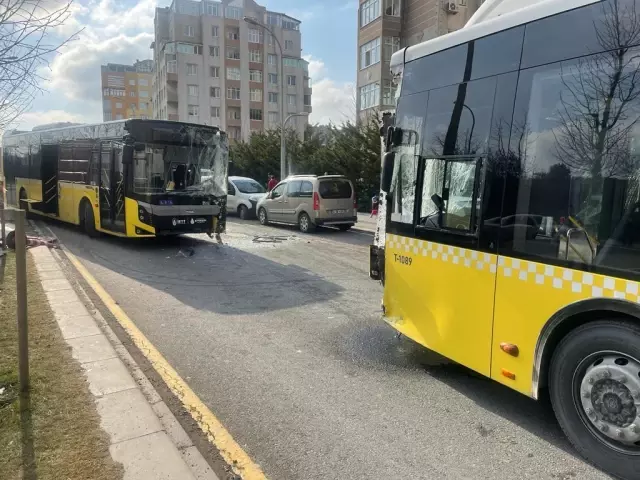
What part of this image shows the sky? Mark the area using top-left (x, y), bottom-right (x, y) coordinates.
top-left (15, 0), bottom-right (359, 131)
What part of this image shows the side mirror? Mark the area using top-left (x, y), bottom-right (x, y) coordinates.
top-left (380, 152), bottom-right (395, 193)
top-left (431, 194), bottom-right (445, 212)
top-left (122, 145), bottom-right (133, 165)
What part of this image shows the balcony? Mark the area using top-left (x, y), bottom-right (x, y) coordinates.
top-left (303, 104), bottom-right (312, 114)
top-left (167, 72), bottom-right (178, 83)
top-left (167, 89), bottom-right (178, 103)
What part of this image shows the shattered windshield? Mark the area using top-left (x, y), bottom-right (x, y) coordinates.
top-left (234, 179), bottom-right (266, 194)
top-left (132, 132), bottom-right (228, 197)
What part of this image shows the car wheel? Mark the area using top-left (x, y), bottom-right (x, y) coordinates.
top-left (238, 205), bottom-right (249, 220)
top-left (338, 224), bottom-right (352, 231)
top-left (549, 320), bottom-right (640, 480)
top-left (298, 212), bottom-right (315, 233)
top-left (83, 201), bottom-right (98, 237)
top-left (258, 208), bottom-right (268, 225)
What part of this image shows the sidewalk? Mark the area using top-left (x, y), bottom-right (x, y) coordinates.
top-left (355, 213), bottom-right (378, 233)
top-left (28, 243), bottom-right (219, 480)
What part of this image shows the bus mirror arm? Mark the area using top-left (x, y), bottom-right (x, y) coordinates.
top-left (122, 145), bottom-right (133, 165)
top-left (381, 152), bottom-right (395, 193)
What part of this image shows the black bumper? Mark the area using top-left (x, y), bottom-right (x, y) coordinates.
top-left (315, 216), bottom-right (357, 226)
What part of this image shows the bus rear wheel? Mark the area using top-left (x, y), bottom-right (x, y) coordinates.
top-left (82, 201), bottom-right (97, 237)
top-left (549, 320), bottom-right (640, 480)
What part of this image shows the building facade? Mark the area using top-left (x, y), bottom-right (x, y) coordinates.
top-left (356, 0), bottom-right (483, 120)
top-left (101, 60), bottom-right (154, 121)
top-left (151, 0), bottom-right (312, 141)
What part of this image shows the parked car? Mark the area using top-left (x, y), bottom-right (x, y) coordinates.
top-left (256, 175), bottom-right (357, 233)
top-left (227, 176), bottom-right (267, 219)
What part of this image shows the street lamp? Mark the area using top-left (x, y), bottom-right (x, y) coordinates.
top-left (283, 112), bottom-right (309, 176)
top-left (243, 16), bottom-right (286, 179)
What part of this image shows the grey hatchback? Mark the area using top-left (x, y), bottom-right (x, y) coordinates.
top-left (256, 175), bottom-right (358, 233)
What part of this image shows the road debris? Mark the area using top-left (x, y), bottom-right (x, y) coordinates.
top-left (252, 235), bottom-right (292, 243)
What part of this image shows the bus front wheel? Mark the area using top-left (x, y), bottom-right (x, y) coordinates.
top-left (82, 201), bottom-right (97, 237)
top-left (550, 320), bottom-right (640, 480)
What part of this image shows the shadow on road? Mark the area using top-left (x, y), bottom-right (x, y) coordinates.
top-left (44, 220), bottom-right (345, 315)
top-left (329, 321), bottom-right (583, 463)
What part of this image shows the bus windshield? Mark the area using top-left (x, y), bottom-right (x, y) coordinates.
top-left (132, 142), bottom-right (227, 197)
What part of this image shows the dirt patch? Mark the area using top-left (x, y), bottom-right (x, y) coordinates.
top-left (0, 252), bottom-right (123, 480)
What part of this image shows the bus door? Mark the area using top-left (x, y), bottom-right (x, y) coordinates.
top-left (99, 141), bottom-right (126, 233)
top-left (40, 144), bottom-right (59, 215)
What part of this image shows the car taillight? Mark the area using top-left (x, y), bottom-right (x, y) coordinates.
top-left (353, 197), bottom-right (357, 209)
top-left (313, 192), bottom-right (320, 210)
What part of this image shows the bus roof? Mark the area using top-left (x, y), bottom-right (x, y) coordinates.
top-left (390, 0), bottom-right (599, 69)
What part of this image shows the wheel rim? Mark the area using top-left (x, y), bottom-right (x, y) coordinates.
top-left (300, 215), bottom-right (308, 231)
top-left (240, 207), bottom-right (246, 219)
top-left (573, 351), bottom-right (640, 454)
top-left (259, 210), bottom-right (266, 223)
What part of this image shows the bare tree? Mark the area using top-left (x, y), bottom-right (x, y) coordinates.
top-left (0, 0), bottom-right (80, 130)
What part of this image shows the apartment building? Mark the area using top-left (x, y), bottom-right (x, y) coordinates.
top-left (101, 60), bottom-right (154, 121)
top-left (356, 0), bottom-right (482, 119)
top-left (151, 0), bottom-right (312, 142)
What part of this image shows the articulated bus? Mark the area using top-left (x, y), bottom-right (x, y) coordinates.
top-left (371, 0), bottom-right (640, 477)
top-left (1, 119), bottom-right (228, 237)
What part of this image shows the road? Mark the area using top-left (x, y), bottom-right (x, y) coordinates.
top-left (43, 217), bottom-right (610, 480)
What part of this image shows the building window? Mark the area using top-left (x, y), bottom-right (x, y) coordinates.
top-left (104, 112), bottom-right (112, 121)
top-left (283, 57), bottom-right (301, 68)
top-left (304, 94), bottom-right (311, 106)
top-left (167, 60), bottom-right (177, 73)
top-left (129, 91), bottom-right (136, 97)
top-left (227, 108), bottom-right (241, 120)
top-left (226, 47), bottom-right (240, 60)
top-left (267, 34), bottom-right (274, 46)
top-left (210, 46), bottom-right (219, 57)
top-left (287, 94), bottom-right (296, 106)
top-left (227, 87), bottom-right (241, 100)
top-left (360, 0), bottom-right (380, 27)
top-left (384, 0), bottom-right (400, 16)
top-left (139, 91), bottom-right (149, 98)
top-left (282, 18), bottom-right (299, 30)
top-left (268, 92), bottom-right (278, 103)
top-left (250, 109), bottom-right (263, 121)
top-left (266, 13), bottom-right (280, 26)
top-left (139, 78), bottom-right (148, 86)
top-left (212, 25), bottom-right (219, 37)
top-left (268, 54), bottom-right (277, 66)
top-left (210, 66), bottom-right (219, 78)
top-left (250, 70), bottom-right (263, 82)
top-left (268, 73), bottom-right (278, 85)
top-left (268, 112), bottom-right (279, 123)
top-left (210, 86), bottom-right (221, 98)
top-left (359, 82), bottom-right (380, 109)
top-left (115, 102), bottom-right (123, 108)
top-left (285, 40), bottom-right (293, 50)
top-left (211, 106), bottom-right (220, 118)
top-left (188, 104), bottom-right (199, 118)
top-left (248, 28), bottom-right (263, 43)
top-left (186, 63), bottom-right (197, 75)
top-left (227, 28), bottom-right (239, 40)
top-left (140, 115), bottom-right (148, 120)
top-left (360, 38), bottom-right (381, 69)
top-left (129, 79), bottom-right (136, 86)
top-left (249, 50), bottom-right (262, 63)
top-left (287, 75), bottom-right (296, 86)
top-left (206, 3), bottom-right (219, 16)
top-left (250, 88), bottom-right (262, 102)
top-left (139, 102), bottom-right (148, 109)
top-left (384, 37), bottom-right (401, 62)
top-left (115, 113), bottom-right (123, 120)
top-left (229, 127), bottom-right (241, 140)
top-left (225, 6), bottom-right (242, 19)
top-left (184, 25), bottom-right (194, 37)
top-left (382, 79), bottom-right (396, 105)
top-left (130, 103), bottom-right (136, 110)
top-left (227, 67), bottom-right (241, 80)
top-left (188, 85), bottom-right (198, 97)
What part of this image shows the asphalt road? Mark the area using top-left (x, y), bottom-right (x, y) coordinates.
top-left (43, 218), bottom-right (611, 480)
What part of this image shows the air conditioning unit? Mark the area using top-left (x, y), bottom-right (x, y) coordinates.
top-left (445, 2), bottom-right (458, 13)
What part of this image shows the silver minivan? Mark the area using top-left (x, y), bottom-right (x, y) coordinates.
top-left (256, 175), bottom-right (357, 233)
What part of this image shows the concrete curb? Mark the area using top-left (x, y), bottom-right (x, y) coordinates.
top-left (28, 231), bottom-right (219, 480)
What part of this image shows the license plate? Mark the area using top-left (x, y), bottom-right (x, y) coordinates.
top-left (332, 209), bottom-right (347, 214)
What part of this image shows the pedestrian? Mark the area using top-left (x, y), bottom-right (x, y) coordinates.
top-left (267, 173), bottom-right (278, 191)
top-left (371, 193), bottom-right (379, 217)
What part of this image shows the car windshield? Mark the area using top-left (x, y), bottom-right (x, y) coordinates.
top-left (234, 179), bottom-right (266, 194)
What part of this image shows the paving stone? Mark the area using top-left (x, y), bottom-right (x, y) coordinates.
top-left (41, 278), bottom-right (73, 292)
top-left (96, 389), bottom-right (163, 444)
top-left (110, 432), bottom-right (196, 480)
top-left (152, 401), bottom-right (193, 449)
top-left (83, 357), bottom-right (137, 397)
top-left (67, 334), bottom-right (117, 364)
top-left (36, 268), bottom-right (67, 280)
top-left (56, 313), bottom-right (101, 339)
top-left (180, 446), bottom-right (219, 480)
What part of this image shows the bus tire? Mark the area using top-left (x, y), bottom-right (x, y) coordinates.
top-left (258, 208), bottom-right (268, 226)
top-left (82, 200), bottom-right (97, 238)
top-left (549, 320), bottom-right (640, 480)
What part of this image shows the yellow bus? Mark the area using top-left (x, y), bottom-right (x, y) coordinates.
top-left (2, 119), bottom-right (228, 237)
top-left (370, 0), bottom-right (640, 477)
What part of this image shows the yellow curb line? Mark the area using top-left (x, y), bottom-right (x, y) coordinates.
top-left (65, 250), bottom-right (267, 480)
